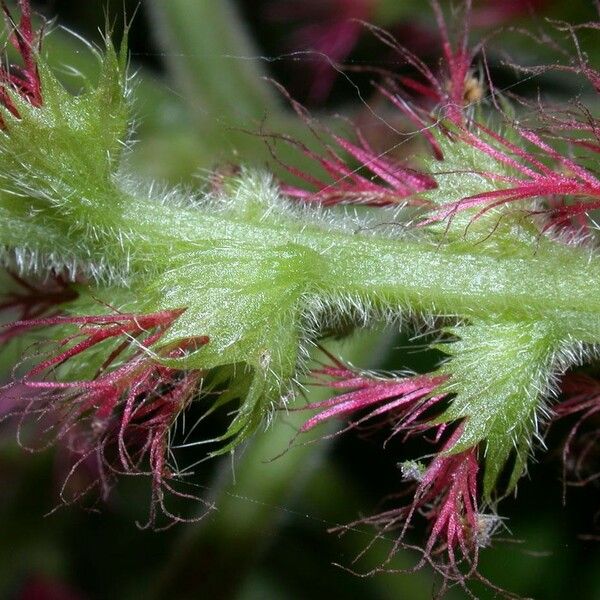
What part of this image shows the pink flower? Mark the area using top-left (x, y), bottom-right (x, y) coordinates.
top-left (423, 14), bottom-right (600, 233)
top-left (355, 427), bottom-right (487, 580)
top-left (404, 427), bottom-right (483, 572)
top-left (0, 0), bottom-right (42, 116)
top-left (365, 0), bottom-right (484, 127)
top-left (269, 2), bottom-right (489, 209)
top-left (301, 354), bottom-right (447, 434)
top-left (269, 82), bottom-right (437, 206)
top-left (1, 309), bottom-right (210, 526)
top-left (429, 123), bottom-right (600, 230)
top-left (300, 353), bottom-right (491, 573)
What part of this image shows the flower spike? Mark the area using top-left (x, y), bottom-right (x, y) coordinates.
top-left (1, 0), bottom-right (600, 591)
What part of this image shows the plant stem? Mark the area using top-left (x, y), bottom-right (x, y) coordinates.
top-left (12, 182), bottom-right (600, 344)
top-left (146, 0), bottom-right (279, 123)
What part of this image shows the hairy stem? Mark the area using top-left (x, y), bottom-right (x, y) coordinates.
top-left (11, 178), bottom-right (600, 344)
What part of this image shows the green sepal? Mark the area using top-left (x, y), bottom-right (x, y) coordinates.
top-left (421, 117), bottom-right (543, 244)
top-left (435, 319), bottom-right (559, 499)
top-left (0, 37), bottom-right (128, 218)
top-left (134, 230), bottom-right (328, 451)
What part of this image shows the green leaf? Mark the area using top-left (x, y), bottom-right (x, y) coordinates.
top-left (421, 121), bottom-right (544, 244)
top-left (133, 174), bottom-right (333, 450)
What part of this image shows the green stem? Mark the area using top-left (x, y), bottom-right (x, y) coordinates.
top-left (12, 181), bottom-right (600, 344)
top-left (146, 0), bottom-right (280, 123)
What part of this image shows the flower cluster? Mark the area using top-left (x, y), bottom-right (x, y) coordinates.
top-left (268, 81), bottom-right (437, 206)
top-left (0, 0), bottom-right (218, 525)
top-left (2, 308), bottom-right (209, 526)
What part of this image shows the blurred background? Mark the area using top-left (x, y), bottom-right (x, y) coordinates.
top-left (1, 1), bottom-right (599, 598)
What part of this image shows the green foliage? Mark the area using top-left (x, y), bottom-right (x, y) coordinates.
top-left (423, 126), bottom-right (509, 208)
top-left (139, 236), bottom-right (316, 452)
top-left (0, 38), bottom-right (130, 278)
top-left (421, 122), bottom-right (535, 241)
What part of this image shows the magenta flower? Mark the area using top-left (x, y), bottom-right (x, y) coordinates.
top-left (363, 427), bottom-right (484, 580)
top-left (273, 2), bottom-right (579, 216)
top-left (270, 82), bottom-right (437, 206)
top-left (278, 127), bottom-right (437, 207)
top-left (300, 353), bottom-right (492, 574)
top-left (301, 356), bottom-right (447, 433)
top-left (419, 15), bottom-right (600, 232)
top-left (364, 0), bottom-right (483, 127)
top-left (273, 2), bottom-right (487, 209)
top-left (2, 309), bottom-right (209, 525)
top-left (430, 123), bottom-right (600, 230)
top-left (0, 0), bottom-right (42, 115)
